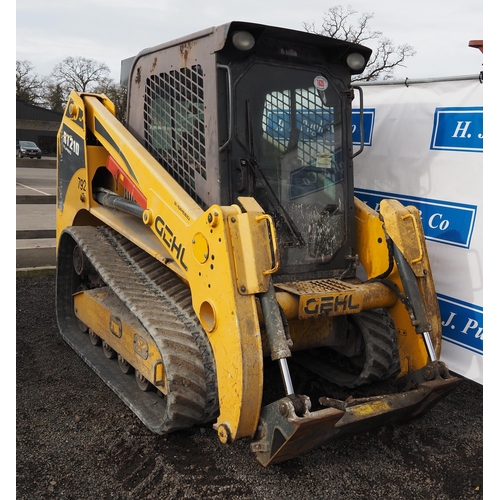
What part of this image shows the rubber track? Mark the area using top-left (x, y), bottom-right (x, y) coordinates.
top-left (348, 308), bottom-right (401, 386)
top-left (57, 226), bottom-right (218, 434)
top-left (292, 308), bottom-right (401, 389)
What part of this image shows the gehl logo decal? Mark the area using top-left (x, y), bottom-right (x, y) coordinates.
top-left (302, 293), bottom-right (360, 318)
top-left (154, 216), bottom-right (188, 271)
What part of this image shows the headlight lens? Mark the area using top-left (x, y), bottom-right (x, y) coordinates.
top-left (346, 53), bottom-right (366, 71)
top-left (232, 31), bottom-right (255, 51)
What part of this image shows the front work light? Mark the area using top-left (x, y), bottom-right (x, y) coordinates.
top-left (346, 53), bottom-right (366, 71)
top-left (232, 31), bottom-right (255, 51)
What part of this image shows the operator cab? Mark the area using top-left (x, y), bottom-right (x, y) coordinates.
top-left (123, 21), bottom-right (371, 281)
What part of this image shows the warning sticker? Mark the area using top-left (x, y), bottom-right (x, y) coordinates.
top-left (314, 76), bottom-right (328, 91)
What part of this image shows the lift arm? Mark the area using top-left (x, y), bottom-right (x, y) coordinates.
top-left (57, 90), bottom-right (277, 442)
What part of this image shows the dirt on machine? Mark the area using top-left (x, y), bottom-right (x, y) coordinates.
top-left (55, 21), bottom-right (461, 466)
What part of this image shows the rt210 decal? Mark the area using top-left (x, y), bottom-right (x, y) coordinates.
top-left (61, 131), bottom-right (81, 156)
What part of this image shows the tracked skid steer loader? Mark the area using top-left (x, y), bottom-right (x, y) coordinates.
top-left (55, 22), bottom-right (461, 465)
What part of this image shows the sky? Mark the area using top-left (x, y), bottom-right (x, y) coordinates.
top-left (16, 0), bottom-right (484, 84)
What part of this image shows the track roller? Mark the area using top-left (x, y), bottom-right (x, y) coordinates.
top-left (135, 370), bottom-right (154, 392)
top-left (102, 341), bottom-right (117, 359)
top-left (118, 355), bottom-right (134, 374)
top-left (89, 329), bottom-right (102, 346)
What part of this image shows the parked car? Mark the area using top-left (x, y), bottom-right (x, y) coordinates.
top-left (17, 141), bottom-right (42, 159)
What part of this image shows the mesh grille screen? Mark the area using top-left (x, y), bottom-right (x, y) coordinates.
top-left (262, 87), bottom-right (335, 169)
top-left (144, 65), bottom-right (206, 206)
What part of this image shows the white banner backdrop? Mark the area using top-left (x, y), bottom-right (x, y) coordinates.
top-left (353, 76), bottom-right (483, 384)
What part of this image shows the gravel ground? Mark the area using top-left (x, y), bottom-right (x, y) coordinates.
top-left (16, 274), bottom-right (483, 499)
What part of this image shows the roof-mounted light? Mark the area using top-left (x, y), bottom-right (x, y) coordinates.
top-left (346, 52), bottom-right (366, 71)
top-left (232, 31), bottom-right (255, 51)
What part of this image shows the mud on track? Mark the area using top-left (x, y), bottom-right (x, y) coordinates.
top-left (17, 275), bottom-right (483, 499)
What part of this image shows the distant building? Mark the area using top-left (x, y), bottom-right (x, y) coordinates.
top-left (16, 99), bottom-right (62, 156)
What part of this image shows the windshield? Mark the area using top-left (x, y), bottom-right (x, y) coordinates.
top-left (19, 141), bottom-right (38, 148)
top-left (234, 62), bottom-right (348, 275)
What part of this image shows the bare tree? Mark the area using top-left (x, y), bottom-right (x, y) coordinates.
top-left (50, 56), bottom-right (111, 94)
top-left (41, 81), bottom-right (67, 113)
top-left (95, 79), bottom-right (128, 124)
top-left (16, 60), bottom-right (44, 104)
top-left (17, 57), bottom-right (125, 117)
top-left (303, 5), bottom-right (415, 81)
